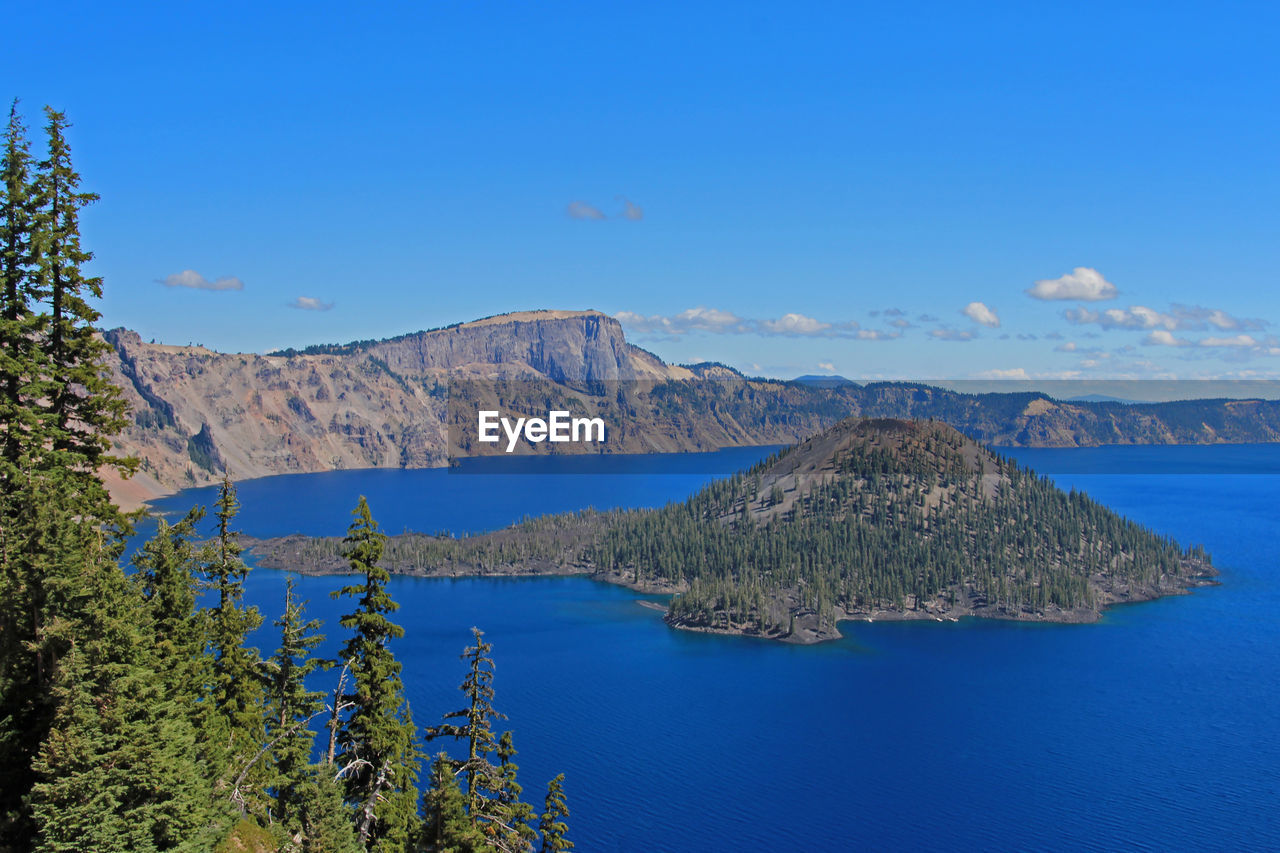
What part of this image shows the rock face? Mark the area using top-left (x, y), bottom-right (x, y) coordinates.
top-left (102, 308), bottom-right (1280, 503)
top-left (103, 311), bottom-right (688, 495)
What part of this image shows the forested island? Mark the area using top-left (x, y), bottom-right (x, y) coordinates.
top-left (247, 417), bottom-right (1218, 644)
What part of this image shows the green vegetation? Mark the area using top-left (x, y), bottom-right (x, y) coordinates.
top-left (0, 104), bottom-right (570, 852)
top-left (249, 419), bottom-right (1214, 640)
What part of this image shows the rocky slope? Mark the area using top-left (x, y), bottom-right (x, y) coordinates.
top-left (101, 309), bottom-right (1280, 506)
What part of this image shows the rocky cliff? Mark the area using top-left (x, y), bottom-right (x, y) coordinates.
top-left (101, 308), bottom-right (1280, 506)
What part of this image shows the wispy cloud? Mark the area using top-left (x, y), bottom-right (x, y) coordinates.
top-left (616, 307), bottom-right (888, 339)
top-left (930, 328), bottom-right (975, 342)
top-left (974, 367), bottom-right (1030, 379)
top-left (1026, 267), bottom-right (1117, 301)
top-left (962, 301), bottom-right (1000, 327)
top-left (566, 200), bottom-right (606, 220)
top-left (1068, 304), bottom-right (1268, 333)
top-left (1200, 334), bottom-right (1259, 348)
top-left (289, 296), bottom-right (334, 311)
top-left (157, 269), bottom-right (244, 291)
top-left (618, 197), bottom-right (644, 221)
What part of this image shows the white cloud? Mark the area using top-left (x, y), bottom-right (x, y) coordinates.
top-left (158, 269), bottom-right (244, 291)
top-left (1143, 330), bottom-right (1191, 347)
top-left (930, 328), bottom-right (975, 341)
top-left (962, 301), bottom-right (1000, 327)
top-left (760, 313), bottom-right (831, 336)
top-left (857, 329), bottom-right (901, 341)
top-left (566, 201), bottom-right (606, 220)
top-left (1200, 334), bottom-right (1258, 348)
top-left (289, 296), bottom-right (334, 311)
top-left (974, 368), bottom-right (1030, 379)
top-left (615, 307), bottom-right (747, 336)
top-left (1069, 303), bottom-right (1268, 333)
top-left (1055, 341), bottom-right (1078, 352)
top-left (1026, 267), bottom-right (1117, 301)
top-left (615, 308), bottom-right (885, 339)
top-left (817, 361), bottom-right (836, 372)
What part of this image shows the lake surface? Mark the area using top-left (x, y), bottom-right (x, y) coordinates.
top-left (145, 445), bottom-right (1280, 851)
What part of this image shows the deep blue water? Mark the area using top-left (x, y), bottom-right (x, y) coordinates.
top-left (144, 446), bottom-right (1280, 851)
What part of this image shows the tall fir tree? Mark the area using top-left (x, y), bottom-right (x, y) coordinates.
top-left (0, 100), bottom-right (46, 846)
top-left (201, 475), bottom-right (268, 815)
top-left (27, 491), bottom-right (219, 853)
top-left (31, 107), bottom-right (131, 492)
top-left (267, 576), bottom-right (330, 830)
top-left (421, 754), bottom-right (484, 853)
top-left (332, 496), bottom-right (420, 851)
top-left (0, 102), bottom-right (137, 850)
top-left (538, 776), bottom-right (571, 853)
top-left (427, 628), bottom-right (535, 851)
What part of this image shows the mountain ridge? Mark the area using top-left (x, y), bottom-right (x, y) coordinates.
top-left (100, 309), bottom-right (1280, 507)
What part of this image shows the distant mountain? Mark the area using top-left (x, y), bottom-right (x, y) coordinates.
top-left (792, 374), bottom-right (856, 387)
top-left (102, 309), bottom-right (1280, 503)
top-left (246, 417), bottom-right (1217, 642)
top-left (1066, 394), bottom-right (1141, 405)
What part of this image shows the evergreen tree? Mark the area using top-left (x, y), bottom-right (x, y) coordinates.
top-left (427, 628), bottom-right (535, 851)
top-left (495, 733), bottom-right (536, 850)
top-left (201, 475), bottom-right (268, 815)
top-left (27, 501), bottom-right (219, 853)
top-left (267, 576), bottom-right (330, 830)
top-left (295, 769), bottom-right (362, 853)
top-left (421, 754), bottom-right (483, 853)
top-left (0, 103), bottom-right (137, 849)
top-left (332, 496), bottom-right (420, 851)
top-left (538, 775), bottom-right (571, 853)
top-left (0, 100), bottom-right (45, 845)
top-left (31, 107), bottom-right (131, 489)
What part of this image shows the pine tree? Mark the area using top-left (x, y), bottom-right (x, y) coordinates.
top-left (31, 107), bottom-right (131, 491)
top-left (538, 775), bottom-right (572, 853)
top-left (332, 496), bottom-right (420, 851)
top-left (428, 628), bottom-right (503, 819)
top-left (267, 576), bottom-right (330, 830)
top-left (201, 475), bottom-right (268, 815)
top-left (0, 103), bottom-right (137, 849)
top-left (427, 628), bottom-right (539, 851)
top-left (494, 732), bottom-right (537, 850)
top-left (296, 769), bottom-right (362, 853)
top-left (27, 500), bottom-right (220, 853)
top-left (0, 100), bottom-right (47, 844)
top-left (421, 754), bottom-right (483, 853)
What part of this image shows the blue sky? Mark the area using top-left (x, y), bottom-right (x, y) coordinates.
top-left (4, 1), bottom-right (1278, 379)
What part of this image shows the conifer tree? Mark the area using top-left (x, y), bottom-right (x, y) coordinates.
top-left (427, 628), bottom-right (537, 851)
top-left (28, 500), bottom-right (219, 853)
top-left (538, 776), bottom-right (572, 853)
top-left (31, 107), bottom-right (131, 491)
top-left (0, 103), bottom-right (137, 848)
top-left (295, 769), bottom-right (362, 853)
top-left (0, 101), bottom-right (46, 842)
top-left (267, 576), bottom-right (330, 829)
top-left (332, 496), bottom-right (420, 851)
top-left (421, 754), bottom-right (483, 853)
top-left (202, 475), bottom-right (268, 814)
